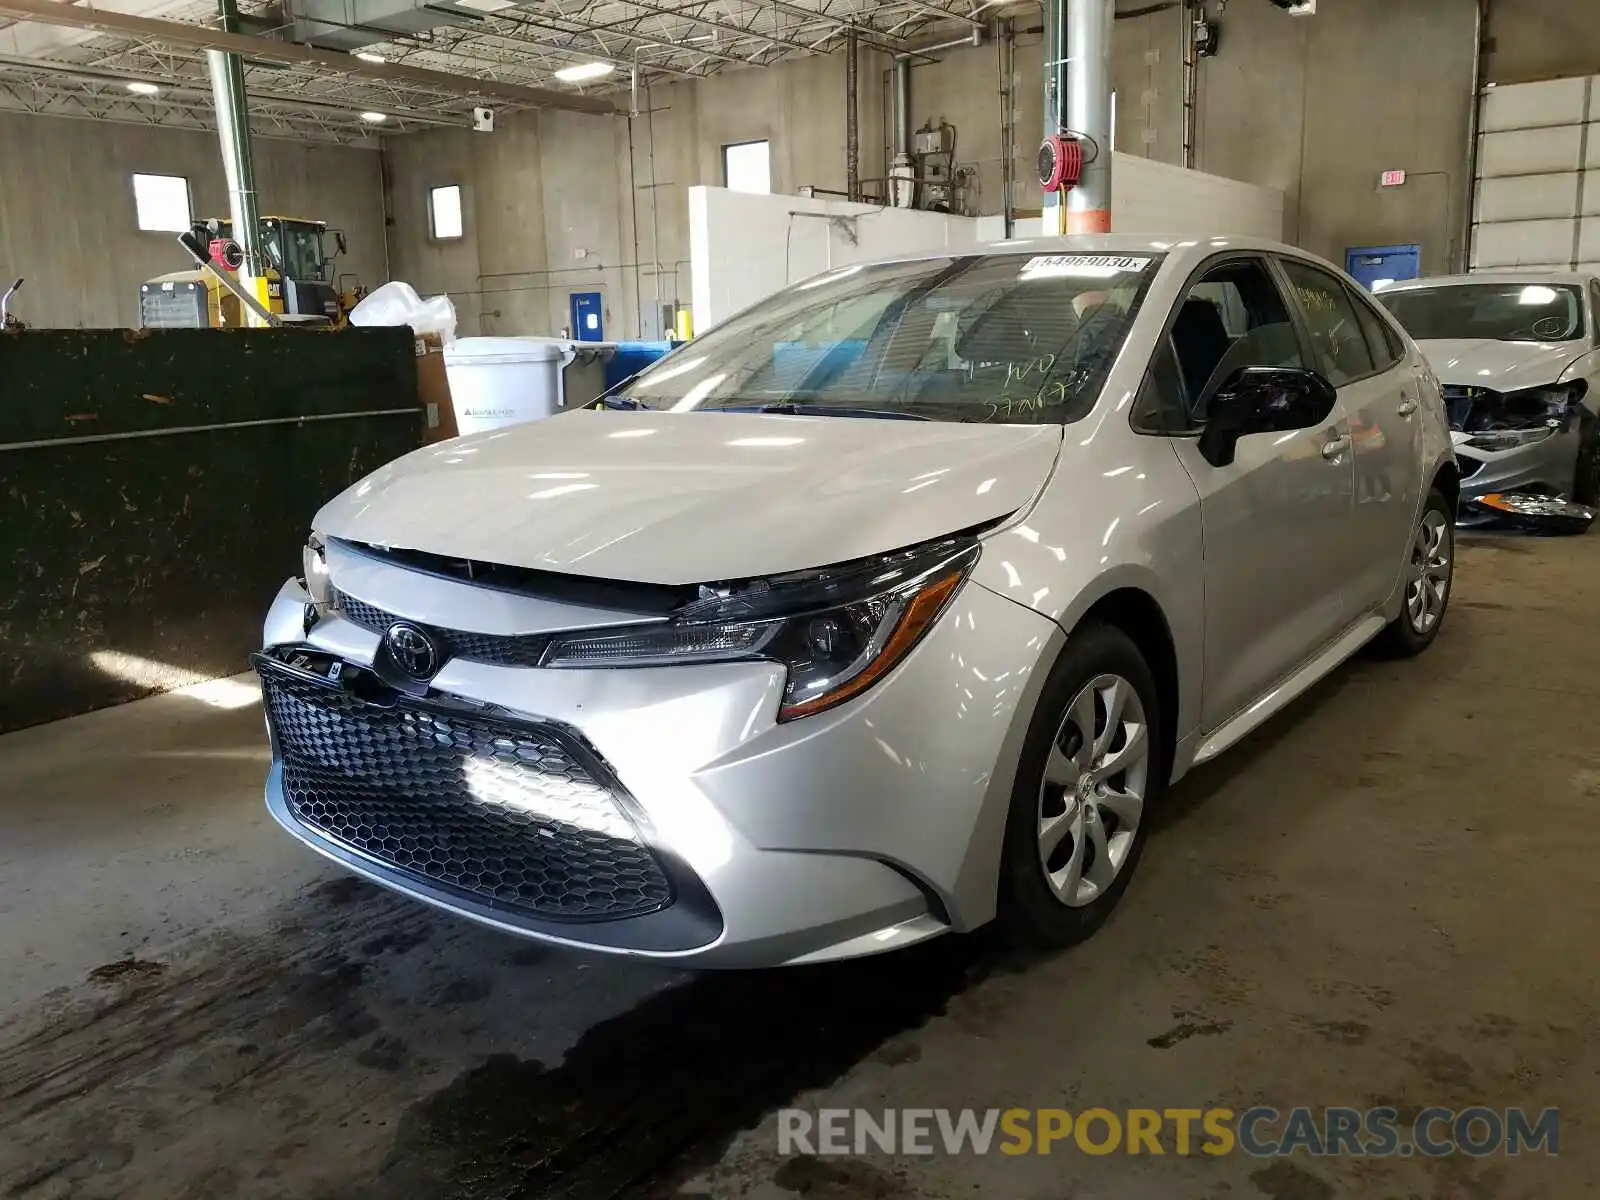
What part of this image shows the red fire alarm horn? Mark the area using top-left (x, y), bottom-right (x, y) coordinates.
top-left (209, 238), bottom-right (245, 271)
top-left (1038, 132), bottom-right (1085, 194)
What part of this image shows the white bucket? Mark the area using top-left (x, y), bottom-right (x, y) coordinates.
top-left (443, 337), bottom-right (576, 434)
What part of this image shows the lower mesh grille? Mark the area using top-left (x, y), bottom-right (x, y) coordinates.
top-left (332, 588), bottom-right (548, 668)
top-left (259, 664), bottom-right (673, 921)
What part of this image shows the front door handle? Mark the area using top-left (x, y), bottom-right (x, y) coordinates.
top-left (1397, 394), bottom-right (1419, 417)
top-left (1321, 434), bottom-right (1352, 460)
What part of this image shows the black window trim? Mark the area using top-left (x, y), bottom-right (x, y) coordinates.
top-left (1131, 249), bottom-right (1314, 438)
top-left (1270, 253), bottom-right (1397, 390)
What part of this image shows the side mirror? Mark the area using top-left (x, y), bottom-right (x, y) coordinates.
top-left (1198, 366), bottom-right (1338, 467)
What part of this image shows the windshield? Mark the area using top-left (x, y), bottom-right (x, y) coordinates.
top-left (1379, 282), bottom-right (1585, 343)
top-left (618, 252), bottom-right (1162, 423)
top-left (267, 223), bottom-right (329, 282)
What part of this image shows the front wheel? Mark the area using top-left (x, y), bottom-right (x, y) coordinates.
top-left (1374, 489), bottom-right (1454, 658)
top-left (999, 623), bottom-right (1162, 950)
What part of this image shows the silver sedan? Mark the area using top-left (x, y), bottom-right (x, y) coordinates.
top-left (256, 235), bottom-right (1456, 967)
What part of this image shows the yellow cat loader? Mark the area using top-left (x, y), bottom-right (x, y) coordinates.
top-left (138, 216), bottom-right (362, 329)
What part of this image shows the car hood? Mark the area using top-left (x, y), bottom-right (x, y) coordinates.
top-left (1414, 338), bottom-right (1590, 391)
top-left (315, 410), bottom-right (1063, 585)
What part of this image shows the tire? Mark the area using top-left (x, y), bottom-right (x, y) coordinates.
top-left (1373, 488), bottom-right (1454, 659)
top-left (1573, 420), bottom-right (1600, 508)
top-left (999, 622), bottom-right (1163, 951)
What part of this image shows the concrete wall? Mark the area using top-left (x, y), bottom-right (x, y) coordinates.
top-left (0, 113), bottom-right (386, 329)
top-left (1197, 0), bottom-right (1478, 276)
top-left (1485, 0), bottom-right (1600, 85)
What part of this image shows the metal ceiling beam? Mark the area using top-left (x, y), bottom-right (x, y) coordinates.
top-left (0, 0), bottom-right (617, 112)
top-left (572, 0), bottom-right (825, 55)
top-left (877, 0), bottom-right (982, 28)
top-left (0, 52), bottom-right (469, 124)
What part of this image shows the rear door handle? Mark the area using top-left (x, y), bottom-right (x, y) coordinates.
top-left (1397, 394), bottom-right (1418, 416)
top-left (1321, 435), bottom-right (1351, 460)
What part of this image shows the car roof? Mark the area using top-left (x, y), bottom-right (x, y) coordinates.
top-left (1382, 271), bottom-right (1598, 292)
top-left (864, 233), bottom-right (1338, 275)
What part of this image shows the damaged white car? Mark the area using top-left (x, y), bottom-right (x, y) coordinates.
top-left (1379, 274), bottom-right (1600, 521)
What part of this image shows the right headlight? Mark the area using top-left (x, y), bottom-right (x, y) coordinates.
top-left (301, 532), bottom-right (331, 606)
top-left (540, 537), bottom-right (980, 721)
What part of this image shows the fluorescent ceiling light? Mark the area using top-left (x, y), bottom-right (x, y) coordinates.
top-left (126, 81), bottom-right (159, 95)
top-left (355, 51), bottom-right (385, 63)
top-left (554, 61), bottom-right (614, 82)
top-left (457, 0), bottom-right (517, 11)
top-left (360, 111), bottom-right (388, 123)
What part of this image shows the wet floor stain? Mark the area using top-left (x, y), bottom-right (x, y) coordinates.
top-left (1248, 1160), bottom-right (1334, 1200)
top-left (362, 936), bottom-right (996, 1200)
top-left (1147, 1019), bottom-right (1232, 1050)
top-left (85, 958), bottom-right (165, 985)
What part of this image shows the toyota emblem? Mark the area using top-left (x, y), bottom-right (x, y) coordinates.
top-left (384, 621), bottom-right (441, 680)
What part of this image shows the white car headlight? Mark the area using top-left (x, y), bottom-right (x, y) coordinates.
top-left (541, 537), bottom-right (980, 721)
top-left (301, 532), bottom-right (331, 606)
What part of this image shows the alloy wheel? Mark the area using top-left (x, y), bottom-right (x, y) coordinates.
top-left (1037, 674), bottom-right (1150, 909)
top-left (1406, 509), bottom-right (1452, 634)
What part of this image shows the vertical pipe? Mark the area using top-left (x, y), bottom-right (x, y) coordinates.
top-left (893, 57), bottom-right (912, 157)
top-left (206, 0), bottom-right (263, 279)
top-left (1064, 0), bottom-right (1114, 233)
top-left (889, 55), bottom-right (914, 207)
top-left (1041, 0), bottom-right (1067, 234)
top-left (846, 28), bottom-right (860, 201)
top-left (998, 16), bottom-right (1016, 238)
top-left (1461, 0), bottom-right (1488, 273)
top-left (1181, 4), bottom-right (1198, 169)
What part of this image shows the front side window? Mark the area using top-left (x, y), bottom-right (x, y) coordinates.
top-left (617, 252), bottom-right (1162, 425)
top-left (1280, 259), bottom-right (1377, 386)
top-left (1379, 282), bottom-right (1584, 343)
top-left (1165, 257), bottom-right (1305, 421)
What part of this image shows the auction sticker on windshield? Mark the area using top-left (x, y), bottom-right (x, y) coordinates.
top-left (1022, 255), bottom-right (1153, 273)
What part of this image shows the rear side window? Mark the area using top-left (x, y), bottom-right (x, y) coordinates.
top-left (1348, 286), bottom-right (1405, 371)
top-left (1280, 259), bottom-right (1377, 386)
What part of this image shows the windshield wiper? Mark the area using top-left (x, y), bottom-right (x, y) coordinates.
top-left (719, 402), bottom-right (934, 421)
top-left (591, 395), bottom-right (647, 410)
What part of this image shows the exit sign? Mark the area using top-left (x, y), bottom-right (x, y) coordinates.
top-left (1380, 169), bottom-right (1407, 188)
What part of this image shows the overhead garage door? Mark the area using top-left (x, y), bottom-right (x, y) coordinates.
top-left (1471, 76), bottom-right (1600, 273)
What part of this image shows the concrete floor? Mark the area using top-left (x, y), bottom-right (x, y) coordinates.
top-left (3, 534), bottom-right (1598, 1199)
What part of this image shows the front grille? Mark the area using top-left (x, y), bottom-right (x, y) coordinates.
top-left (138, 283), bottom-right (208, 329)
top-left (333, 588), bottom-right (548, 668)
top-left (259, 664), bottom-right (673, 921)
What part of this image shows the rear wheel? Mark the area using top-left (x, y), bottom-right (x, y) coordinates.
top-left (1374, 489), bottom-right (1454, 658)
top-left (1000, 623), bottom-right (1162, 950)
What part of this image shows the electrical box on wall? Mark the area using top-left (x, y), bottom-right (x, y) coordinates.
top-left (913, 126), bottom-right (953, 156)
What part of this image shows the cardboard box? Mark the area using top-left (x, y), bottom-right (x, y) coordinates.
top-left (415, 332), bottom-right (458, 444)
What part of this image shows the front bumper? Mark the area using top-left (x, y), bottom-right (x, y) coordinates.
top-left (259, 571), bottom-right (1059, 967)
top-left (1454, 427), bottom-right (1581, 518)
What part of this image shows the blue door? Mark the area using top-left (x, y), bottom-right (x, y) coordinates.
top-left (1345, 244), bottom-right (1422, 292)
top-left (569, 291), bottom-right (604, 342)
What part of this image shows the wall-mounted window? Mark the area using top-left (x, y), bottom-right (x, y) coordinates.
top-left (132, 173), bottom-right (192, 232)
top-left (722, 140), bottom-right (771, 195)
top-left (430, 184), bottom-right (464, 239)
